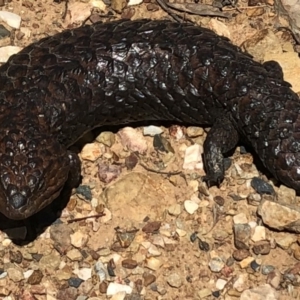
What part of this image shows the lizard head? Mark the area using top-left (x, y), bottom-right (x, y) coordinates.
top-left (0, 120), bottom-right (70, 220)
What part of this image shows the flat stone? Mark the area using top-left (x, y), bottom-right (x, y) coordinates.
top-left (144, 257), bottom-right (163, 271)
top-left (100, 172), bottom-right (176, 223)
top-left (258, 199), bottom-right (300, 233)
top-left (233, 213), bottom-right (248, 224)
top-left (166, 273), bottom-right (183, 288)
top-left (0, 11), bottom-right (21, 29)
top-left (143, 125), bottom-right (163, 136)
top-left (96, 131), bottom-right (115, 147)
top-left (251, 226), bottom-right (266, 242)
top-left (73, 267), bottom-right (92, 281)
top-left (184, 200), bottom-right (199, 214)
top-left (0, 46), bottom-right (22, 63)
top-left (6, 268), bottom-right (23, 282)
top-left (70, 231), bottom-right (88, 248)
top-left (106, 282), bottom-right (133, 296)
top-left (183, 144), bottom-right (204, 170)
top-left (118, 127), bottom-right (148, 154)
top-left (240, 284), bottom-right (278, 300)
top-left (81, 142), bottom-right (104, 161)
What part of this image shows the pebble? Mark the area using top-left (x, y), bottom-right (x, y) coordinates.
top-left (208, 19), bottom-right (231, 38)
top-left (233, 223), bottom-right (251, 249)
top-left (7, 268), bottom-right (24, 282)
top-left (50, 223), bottom-right (73, 254)
top-left (98, 163), bottom-right (122, 183)
top-left (261, 265), bottom-right (275, 275)
top-left (250, 260), bottom-right (261, 272)
top-left (96, 131), bottom-right (115, 147)
top-left (277, 185), bottom-right (296, 204)
top-left (176, 228), bottom-right (187, 237)
top-left (151, 236), bottom-right (165, 248)
top-left (144, 257), bottom-right (163, 271)
top-left (251, 226), bottom-right (266, 242)
top-left (27, 270), bottom-right (43, 285)
top-left (125, 153), bottom-right (138, 170)
top-left (67, 1), bottom-right (103, 23)
top-left (169, 125), bottom-right (184, 140)
top-left (252, 240), bottom-right (271, 255)
top-left (293, 245), bottom-right (300, 260)
top-left (94, 261), bottom-right (107, 282)
top-left (233, 274), bottom-right (248, 292)
top-left (142, 221), bottom-right (161, 233)
top-left (143, 273), bottom-right (156, 286)
top-left (240, 284), bottom-right (278, 300)
top-left (0, 11), bottom-right (21, 29)
top-left (247, 193), bottom-right (262, 206)
top-left (215, 278), bottom-right (227, 290)
top-left (198, 239), bottom-right (210, 251)
top-left (209, 257), bottom-right (225, 272)
top-left (0, 46), bottom-right (22, 63)
top-left (76, 185), bottom-right (92, 201)
top-left (0, 271), bottom-right (7, 279)
top-left (214, 195), bottom-right (225, 206)
top-left (232, 249), bottom-right (250, 261)
top-left (212, 230), bottom-right (229, 241)
top-left (240, 257), bottom-right (255, 269)
top-left (23, 270), bottom-right (33, 279)
top-left (186, 126), bottom-right (204, 137)
top-left (106, 283), bottom-right (133, 296)
top-left (9, 250), bottom-right (22, 264)
top-left (198, 288), bottom-right (212, 298)
top-left (81, 143), bottom-right (104, 161)
top-left (153, 134), bottom-right (174, 153)
top-left (275, 232), bottom-right (297, 250)
top-left (147, 244), bottom-right (161, 256)
top-left (122, 259), bottom-right (138, 269)
top-left (183, 144), bottom-right (204, 170)
top-left (168, 204), bottom-right (182, 216)
top-left (267, 270), bottom-right (281, 289)
top-left (118, 127), bottom-right (148, 154)
top-left (143, 125), bottom-right (163, 136)
top-left (99, 281), bottom-right (108, 294)
top-left (243, 28), bottom-right (281, 62)
top-left (128, 0), bottom-right (143, 5)
top-left (73, 268), bottom-right (92, 281)
top-left (110, 292), bottom-right (127, 300)
top-left (258, 199), bottom-right (300, 233)
top-left (0, 287), bottom-right (10, 296)
top-left (251, 177), bottom-right (275, 195)
top-left (39, 253), bottom-right (61, 271)
top-left (233, 213), bottom-right (248, 224)
top-left (166, 273), bottom-right (183, 288)
top-left (66, 249), bottom-right (82, 261)
top-left (70, 231), bottom-right (88, 248)
top-left (56, 269), bottom-right (72, 281)
top-left (68, 277), bottom-right (83, 288)
top-left (184, 200), bottom-right (199, 214)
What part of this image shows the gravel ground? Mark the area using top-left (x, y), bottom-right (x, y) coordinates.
top-left (0, 0), bottom-right (300, 299)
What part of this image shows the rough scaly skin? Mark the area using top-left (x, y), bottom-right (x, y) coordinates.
top-left (0, 19), bottom-right (300, 220)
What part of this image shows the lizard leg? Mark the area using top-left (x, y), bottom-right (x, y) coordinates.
top-left (203, 116), bottom-right (239, 186)
top-left (66, 151), bottom-right (82, 188)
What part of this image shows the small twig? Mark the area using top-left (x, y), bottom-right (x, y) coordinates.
top-left (139, 162), bottom-right (182, 176)
top-left (156, 0), bottom-right (184, 23)
top-left (67, 213), bottom-right (105, 223)
top-left (223, 4), bottom-right (269, 11)
top-left (61, 0), bottom-right (69, 20)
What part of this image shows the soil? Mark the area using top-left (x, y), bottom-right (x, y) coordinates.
top-left (0, 0), bottom-right (300, 299)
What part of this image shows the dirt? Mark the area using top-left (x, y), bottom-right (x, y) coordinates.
top-left (0, 0), bottom-right (300, 299)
